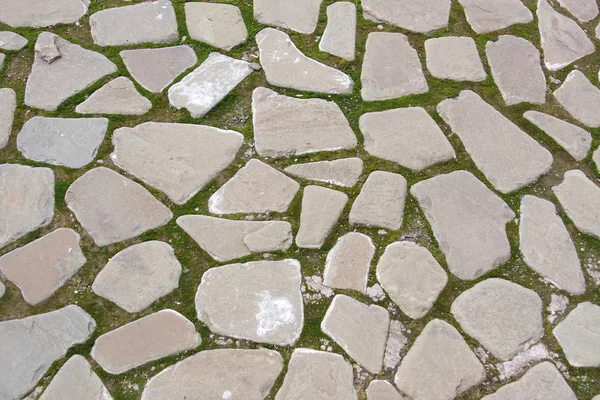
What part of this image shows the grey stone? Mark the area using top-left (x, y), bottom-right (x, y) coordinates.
top-left (363, 0), bottom-right (451, 33)
top-left (17, 117), bottom-right (108, 168)
top-left (296, 186), bottom-right (348, 249)
top-left (284, 158), bottom-right (363, 187)
top-left (557, 0), bottom-right (599, 21)
top-left (0, 0), bottom-right (88, 28)
top-left (185, 2), bottom-right (247, 51)
top-left (0, 31), bottom-right (28, 50)
top-left (410, 170), bottom-right (515, 280)
top-left (384, 320), bottom-right (407, 370)
top-left (458, 0), bottom-right (533, 33)
top-left (111, 122), bottom-right (243, 205)
top-left (323, 232), bottom-right (375, 293)
top-left (253, 87), bottom-right (357, 158)
top-left (554, 302), bottom-right (600, 367)
top-left (437, 90), bottom-right (553, 193)
top-left (257, 28), bottom-right (353, 94)
top-left (0, 88), bottom-right (16, 148)
top-left (366, 380), bottom-right (405, 400)
top-left (65, 167), bottom-right (172, 246)
top-left (76, 77), bottom-right (151, 115)
top-left (35, 31), bottom-right (60, 63)
top-left (195, 259), bottom-right (303, 346)
top-left (362, 32), bottom-right (428, 101)
top-left (553, 169), bottom-right (600, 239)
top-left (0, 281), bottom-right (4, 299)
top-left (0, 53), bottom-right (4, 72)
top-left (319, 2), bottom-right (356, 61)
top-left (595, 146), bottom-right (600, 171)
top-left (554, 70), bottom-right (600, 127)
top-left (425, 36), bottom-right (486, 82)
top-left (254, 0), bottom-right (322, 34)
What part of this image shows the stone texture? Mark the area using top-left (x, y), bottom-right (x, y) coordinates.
top-left (319, 2), bottom-right (356, 61)
top-left (323, 232), bottom-right (375, 293)
top-left (554, 70), bottom-right (600, 128)
top-left (595, 146), bottom-right (600, 171)
top-left (296, 186), bottom-right (348, 249)
top-left (410, 170), bottom-right (515, 280)
top-left (363, 0), bottom-right (451, 33)
top-left (553, 169), bottom-right (600, 239)
top-left (458, 0), bottom-right (533, 33)
top-left (111, 122), bottom-right (243, 205)
top-left (257, 28), bottom-right (353, 94)
top-left (0, 31), bottom-right (28, 50)
top-left (0, 88), bottom-right (16, 149)
top-left (76, 77), bottom-right (151, 115)
top-left (284, 158), bottom-right (363, 187)
top-left (557, 0), bottom-right (599, 21)
top-left (185, 2), bottom-right (247, 51)
top-left (367, 380), bottom-right (405, 400)
top-left (65, 167), bottom-right (172, 246)
top-left (35, 32), bottom-right (60, 63)
top-left (0, 281), bottom-right (4, 299)
top-left (425, 36), bottom-right (486, 82)
top-left (554, 302), bottom-right (600, 367)
top-left (0, 0), bottom-right (88, 28)
top-left (254, 0), bottom-right (322, 34)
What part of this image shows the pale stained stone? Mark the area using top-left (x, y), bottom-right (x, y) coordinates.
top-left (458, 0), bottom-right (533, 34)
top-left (111, 122), bottom-right (243, 205)
top-left (557, 0), bottom-right (599, 21)
top-left (35, 32), bottom-right (60, 63)
top-left (25, 32), bottom-right (117, 111)
top-left (17, 117), bottom-right (108, 168)
top-left (0, 164), bottom-right (54, 249)
top-left (437, 90), bottom-right (553, 193)
top-left (554, 70), bottom-right (600, 128)
top-left (0, 305), bottom-right (96, 400)
top-left (92, 241), bottom-right (182, 313)
top-left (253, 87), bottom-right (357, 158)
top-left (185, 3), bottom-right (247, 51)
top-left (323, 232), bottom-right (375, 294)
top-left (177, 215), bottom-right (292, 262)
top-left (366, 380), bottom-right (405, 400)
top-left (553, 169), bottom-right (600, 239)
top-left (141, 349), bottom-right (283, 400)
top-left (425, 36), bottom-right (486, 82)
top-left (254, 0), bottom-right (323, 34)
top-left (195, 259), bottom-right (304, 346)
top-left (363, 0), bottom-right (450, 33)
top-left (296, 186), bottom-right (348, 249)
top-left (65, 167), bottom-right (172, 246)
top-left (321, 294), bottom-right (390, 374)
top-left (0, 88), bottom-right (16, 148)
top-left (319, 2), bottom-right (356, 61)
top-left (76, 77), bottom-right (152, 115)
top-left (410, 170), bottom-right (515, 280)
top-left (284, 158), bottom-right (363, 187)
top-left (168, 52), bottom-right (252, 118)
top-left (0, 0), bottom-right (88, 28)
top-left (0, 31), bottom-right (28, 50)
top-left (257, 28), bottom-right (353, 94)
top-left (377, 241), bottom-right (448, 319)
top-left (275, 349), bottom-right (357, 400)
top-left (361, 32), bottom-right (428, 101)
top-left (360, 107), bottom-right (455, 171)
top-left (554, 302), bottom-right (600, 367)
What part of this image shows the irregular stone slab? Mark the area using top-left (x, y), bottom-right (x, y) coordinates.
top-left (120, 46), bottom-right (197, 93)
top-left (284, 158), bottom-right (363, 187)
top-left (557, 0), bottom-right (598, 21)
top-left (185, 2), bottom-right (247, 51)
top-left (425, 36), bottom-right (486, 82)
top-left (410, 170), bottom-right (515, 280)
top-left (276, 349), bottom-right (357, 400)
top-left (322, 294), bottom-right (389, 373)
top-left (25, 33), bottom-right (117, 111)
top-left (0, 88), bottom-right (16, 149)
top-left (323, 232), bottom-right (375, 293)
top-left (65, 167), bottom-right (172, 246)
top-left (319, 2), bottom-right (356, 61)
top-left (367, 380), bottom-right (405, 400)
top-left (0, 0), bottom-right (88, 28)
top-left (458, 0), bottom-right (533, 33)
top-left (296, 186), bottom-right (348, 248)
top-left (520, 195), bottom-right (586, 295)
top-left (524, 110), bottom-right (592, 161)
top-left (397, 319), bottom-right (485, 399)
top-left (554, 302), bottom-right (600, 367)
top-left (486, 35), bottom-right (547, 105)
top-left (553, 169), bottom-right (600, 239)
top-left (554, 70), bottom-right (600, 127)
top-left (76, 77), bottom-right (151, 115)
top-left (17, 116), bottom-right (108, 168)
top-left (254, 0), bottom-right (322, 34)
top-left (257, 28), bottom-right (353, 94)
top-left (0, 53), bottom-right (4, 72)
top-left (362, 32), bottom-right (428, 101)
top-left (35, 32), bottom-right (60, 63)
top-left (0, 31), bottom-right (28, 50)
top-left (141, 349), bottom-right (283, 400)
top-left (253, 87), bottom-right (357, 158)
top-left (360, 107), bottom-right (455, 171)
top-left (0, 164), bottom-right (54, 249)
top-left (111, 122), bottom-right (243, 205)
top-left (177, 215), bottom-right (292, 261)
top-left (0, 305), bottom-right (95, 400)
top-left (438, 90), bottom-right (553, 193)
top-left (92, 241), bottom-right (181, 313)
top-left (0, 281), bottom-right (4, 299)
top-left (538, 0), bottom-right (595, 70)
top-left (168, 52), bottom-right (252, 118)
top-left (363, 0), bottom-right (451, 33)
top-left (377, 241), bottom-right (448, 319)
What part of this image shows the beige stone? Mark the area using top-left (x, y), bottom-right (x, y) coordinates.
top-left (323, 232), bottom-right (375, 293)
top-left (296, 186), bottom-right (348, 249)
top-left (185, 2), bottom-right (247, 51)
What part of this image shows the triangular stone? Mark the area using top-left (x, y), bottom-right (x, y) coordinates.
top-left (76, 77), bottom-right (151, 115)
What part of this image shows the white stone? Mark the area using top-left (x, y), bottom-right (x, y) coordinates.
top-left (319, 2), bottom-right (356, 61)
top-left (458, 0), bottom-right (533, 33)
top-left (185, 2), bottom-right (247, 51)
top-left (254, 0), bottom-right (322, 34)
top-left (554, 70), bottom-right (600, 127)
top-left (425, 36), bottom-right (486, 82)
top-left (384, 320), bottom-right (407, 370)
top-left (557, 0), bottom-right (599, 21)
top-left (0, 0), bottom-right (88, 28)
top-left (323, 232), bottom-right (375, 293)
top-left (0, 88), bottom-right (16, 149)
top-left (495, 343), bottom-right (551, 380)
top-left (366, 380), bottom-right (405, 400)
top-left (0, 31), bottom-right (28, 50)
top-left (76, 77), bottom-right (151, 115)
top-left (284, 158), bottom-right (363, 187)
top-left (296, 186), bottom-right (348, 249)
top-left (363, 0), bottom-right (451, 33)
top-left (554, 302), bottom-right (600, 367)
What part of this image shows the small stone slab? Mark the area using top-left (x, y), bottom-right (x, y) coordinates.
top-left (76, 77), bottom-right (151, 115)
top-left (322, 294), bottom-right (389, 374)
top-left (458, 0), bottom-right (533, 33)
top-left (111, 122), bottom-right (243, 205)
top-left (361, 107), bottom-right (455, 171)
top-left (323, 232), bottom-right (375, 294)
top-left (319, 2), bottom-right (356, 61)
top-left (438, 90), bottom-right (553, 193)
top-left (141, 349), bottom-right (283, 400)
top-left (254, 0), bottom-right (322, 34)
top-left (362, 32), bottom-right (428, 101)
top-left (296, 186), bottom-right (348, 249)
top-left (185, 2), bottom-right (247, 51)
top-left (410, 170), bottom-right (515, 280)
top-left (363, 0), bottom-right (451, 33)
top-left (425, 36), bottom-right (486, 82)
top-left (92, 310), bottom-right (200, 374)
top-left (554, 70), bottom-right (600, 128)
top-left (257, 28), bottom-right (353, 94)
top-left (553, 169), bottom-right (600, 239)
top-left (554, 302), bottom-right (600, 367)
top-left (284, 158), bottom-right (363, 187)
top-left (0, 281), bottom-right (5, 299)
top-left (168, 52), bottom-right (252, 118)
top-left (595, 146), bottom-right (600, 171)
top-left (0, 88), bottom-right (16, 148)
top-left (195, 259), bottom-right (303, 346)
top-left (0, 164), bottom-right (54, 249)
top-left (253, 87), bottom-right (357, 158)
top-left (0, 0), bottom-right (88, 28)
top-left (557, 0), bottom-right (599, 21)
top-left (92, 241), bottom-right (181, 313)
top-left (367, 380), bottom-right (405, 400)
top-left (17, 116), bottom-right (108, 168)
top-left (65, 167), bottom-right (172, 246)
top-left (0, 31), bottom-right (28, 50)
top-left (177, 215), bottom-right (292, 262)
top-left (0, 305), bottom-right (95, 400)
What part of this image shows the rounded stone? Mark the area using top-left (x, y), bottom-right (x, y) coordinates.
top-left (553, 302), bottom-right (600, 367)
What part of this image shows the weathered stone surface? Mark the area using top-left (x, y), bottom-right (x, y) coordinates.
top-left (425, 36), bottom-right (486, 82)
top-left (168, 52), bottom-right (252, 118)
top-left (65, 167), bottom-right (172, 246)
top-left (284, 158), bottom-right (363, 187)
top-left (362, 32), bottom-right (428, 101)
top-left (296, 186), bottom-right (348, 248)
top-left (92, 241), bottom-right (181, 313)
top-left (76, 77), bottom-right (151, 115)
top-left (363, 0), bottom-right (450, 33)
top-left (410, 170), bottom-right (515, 280)
top-left (367, 380), bottom-right (405, 400)
top-left (185, 2), bottom-right (247, 51)
top-left (438, 90), bottom-right (553, 193)
top-left (554, 302), bottom-right (600, 367)
top-left (319, 2), bottom-right (356, 61)
top-left (111, 122), bottom-right (243, 205)
top-left (141, 349), bottom-right (283, 400)
top-left (361, 107), bottom-right (455, 171)
top-left (458, 0), bottom-right (533, 33)
top-left (557, 0), bottom-right (598, 21)
top-left (17, 117), bottom-right (108, 168)
top-left (0, 305), bottom-right (95, 400)
top-left (323, 232), bottom-right (375, 293)
top-left (595, 146), bottom-right (600, 171)
top-left (253, 87), bottom-right (357, 158)
top-left (35, 31), bottom-right (60, 63)
top-left (0, 281), bottom-right (4, 299)
top-left (177, 215), bottom-right (292, 261)
top-left (0, 88), bottom-right (16, 149)
top-left (0, 31), bottom-right (28, 50)
top-left (0, 53), bottom-right (4, 72)
top-left (254, 0), bottom-right (322, 34)
top-left (554, 70), bottom-right (600, 127)
top-left (25, 33), bottom-right (117, 111)
top-left (257, 28), bottom-right (353, 94)
top-left (377, 241), bottom-right (448, 319)
top-left (553, 169), bottom-right (600, 239)
top-left (120, 46), bottom-right (197, 93)
top-left (0, 0), bottom-right (88, 28)
top-left (322, 294), bottom-right (389, 373)
top-left (0, 164), bottom-right (54, 249)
